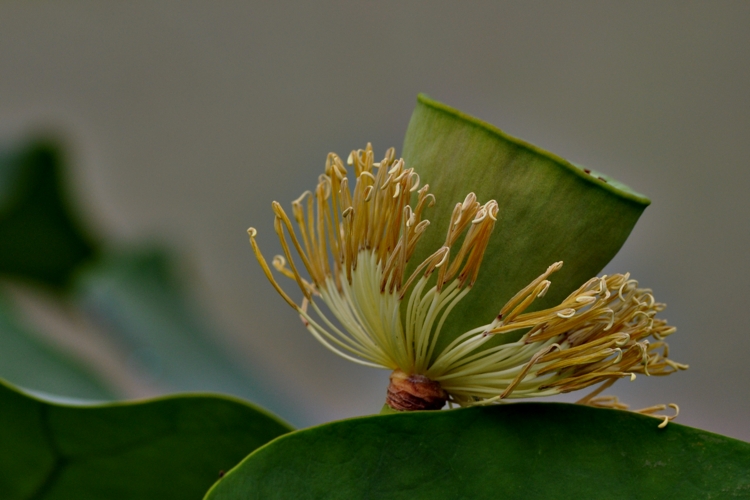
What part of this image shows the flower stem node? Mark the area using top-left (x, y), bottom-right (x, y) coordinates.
top-left (386, 369), bottom-right (447, 411)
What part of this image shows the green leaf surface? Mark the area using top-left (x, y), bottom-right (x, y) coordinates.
top-left (402, 95), bottom-right (650, 354)
top-left (74, 248), bottom-right (301, 424)
top-left (0, 294), bottom-right (114, 400)
top-left (0, 378), bottom-right (292, 499)
top-left (0, 139), bottom-right (99, 290)
top-left (205, 403), bottom-right (750, 499)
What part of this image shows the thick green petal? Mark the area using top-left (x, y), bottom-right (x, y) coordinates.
top-left (0, 379), bottom-right (291, 499)
top-left (402, 95), bottom-right (650, 353)
top-left (204, 404), bottom-right (750, 499)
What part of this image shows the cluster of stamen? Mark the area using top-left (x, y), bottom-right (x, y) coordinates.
top-left (426, 263), bottom-right (687, 426)
top-left (248, 144), bottom-right (686, 424)
top-left (249, 144), bottom-right (498, 371)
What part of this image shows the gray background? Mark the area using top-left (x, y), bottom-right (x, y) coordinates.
top-left (0, 2), bottom-right (748, 440)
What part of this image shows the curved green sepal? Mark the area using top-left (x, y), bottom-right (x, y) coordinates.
top-left (0, 378), bottom-right (292, 499)
top-left (0, 139), bottom-right (100, 290)
top-left (205, 404), bottom-right (750, 499)
top-left (402, 95), bottom-right (650, 352)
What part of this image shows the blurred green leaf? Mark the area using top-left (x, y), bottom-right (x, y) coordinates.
top-left (205, 403), bottom-right (750, 499)
top-left (74, 248), bottom-right (300, 424)
top-left (0, 293), bottom-right (114, 400)
top-left (402, 95), bottom-right (650, 354)
top-left (0, 137), bottom-right (297, 422)
top-left (0, 378), bottom-right (291, 499)
top-left (0, 139), bottom-right (99, 290)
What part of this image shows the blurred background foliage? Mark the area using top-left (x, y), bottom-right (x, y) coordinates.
top-left (0, 2), bottom-right (748, 440)
top-left (0, 139), bottom-right (296, 422)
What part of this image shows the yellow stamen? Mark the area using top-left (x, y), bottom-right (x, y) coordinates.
top-left (248, 145), bottom-right (687, 424)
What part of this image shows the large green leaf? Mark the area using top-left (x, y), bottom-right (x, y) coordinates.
top-left (402, 95), bottom-right (650, 353)
top-left (0, 293), bottom-right (114, 400)
top-left (74, 248), bottom-right (301, 424)
top-left (0, 139), bottom-right (100, 290)
top-left (205, 404), bottom-right (750, 499)
top-left (0, 378), bottom-right (291, 499)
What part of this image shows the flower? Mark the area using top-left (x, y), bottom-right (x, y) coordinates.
top-left (248, 144), bottom-right (687, 426)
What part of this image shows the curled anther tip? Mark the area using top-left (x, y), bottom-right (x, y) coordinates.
top-left (359, 171), bottom-right (376, 181)
top-left (415, 220), bottom-right (430, 233)
top-left (404, 210), bottom-right (415, 227)
top-left (409, 173), bottom-right (420, 192)
top-left (629, 373), bottom-right (636, 381)
top-left (271, 201), bottom-right (286, 217)
top-left (667, 403), bottom-right (680, 420)
top-left (557, 308), bottom-right (576, 319)
top-left (614, 334), bottom-right (630, 347)
top-left (472, 209), bottom-right (487, 223)
top-left (247, 227), bottom-right (257, 238)
top-left (293, 190), bottom-right (313, 205)
top-left (486, 201), bottom-right (499, 220)
top-left (657, 406), bottom-right (679, 429)
top-left (612, 347), bottom-right (623, 363)
top-left (434, 247), bottom-right (450, 267)
top-left (461, 192), bottom-right (477, 210)
top-left (549, 261), bottom-right (564, 272)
